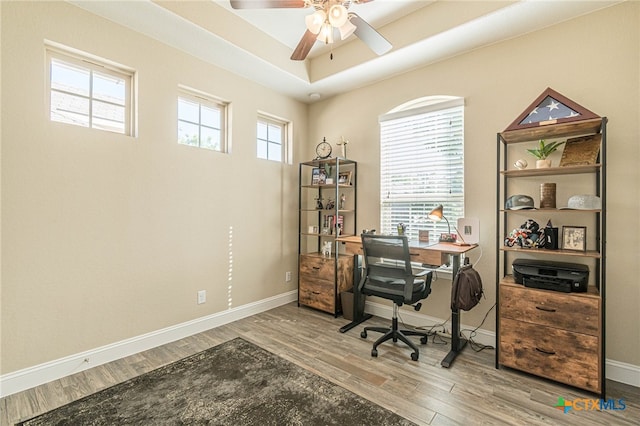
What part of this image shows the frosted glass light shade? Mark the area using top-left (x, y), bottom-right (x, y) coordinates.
top-left (338, 19), bottom-right (356, 40)
top-left (305, 10), bottom-right (326, 34)
top-left (328, 5), bottom-right (348, 27)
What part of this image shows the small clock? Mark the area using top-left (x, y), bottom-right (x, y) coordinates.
top-left (315, 138), bottom-right (332, 159)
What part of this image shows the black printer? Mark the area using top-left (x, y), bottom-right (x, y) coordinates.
top-left (512, 259), bottom-right (589, 293)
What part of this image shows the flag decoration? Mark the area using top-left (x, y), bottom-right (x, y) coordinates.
top-left (504, 87), bottom-right (600, 132)
top-left (519, 95), bottom-right (580, 125)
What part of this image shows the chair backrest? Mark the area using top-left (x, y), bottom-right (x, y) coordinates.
top-left (360, 234), bottom-right (413, 281)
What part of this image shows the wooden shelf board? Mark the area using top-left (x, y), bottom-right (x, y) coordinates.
top-left (500, 246), bottom-right (601, 258)
top-left (500, 275), bottom-right (600, 296)
top-left (501, 164), bottom-right (600, 177)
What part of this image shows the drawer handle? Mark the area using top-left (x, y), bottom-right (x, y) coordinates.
top-left (535, 306), bottom-right (556, 313)
top-left (312, 266), bottom-right (320, 270)
top-left (312, 291), bottom-right (321, 295)
top-left (535, 347), bottom-right (556, 355)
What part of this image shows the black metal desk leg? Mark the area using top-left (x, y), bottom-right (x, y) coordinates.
top-left (339, 254), bottom-right (372, 333)
top-left (441, 254), bottom-right (468, 367)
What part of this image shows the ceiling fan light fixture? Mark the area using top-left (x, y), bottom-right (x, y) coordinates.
top-left (328, 4), bottom-right (348, 27)
top-left (338, 18), bottom-right (356, 40)
top-left (316, 22), bottom-right (334, 44)
top-left (305, 10), bottom-right (326, 34)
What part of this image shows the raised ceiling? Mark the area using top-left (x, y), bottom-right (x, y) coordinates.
top-left (70, 0), bottom-right (622, 103)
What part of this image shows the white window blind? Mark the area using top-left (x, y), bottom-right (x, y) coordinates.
top-left (379, 98), bottom-right (464, 242)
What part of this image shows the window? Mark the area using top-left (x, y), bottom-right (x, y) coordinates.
top-left (178, 89), bottom-right (228, 152)
top-left (379, 97), bottom-right (464, 242)
top-left (257, 114), bottom-right (288, 162)
top-left (47, 47), bottom-right (134, 135)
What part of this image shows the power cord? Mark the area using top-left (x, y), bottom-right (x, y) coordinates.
top-left (397, 312), bottom-right (450, 346)
top-left (460, 303), bottom-right (496, 352)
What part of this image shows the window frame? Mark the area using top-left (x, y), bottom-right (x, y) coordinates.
top-left (177, 87), bottom-right (229, 153)
top-left (378, 97), bottom-right (465, 244)
top-left (257, 113), bottom-right (290, 163)
top-left (46, 45), bottom-right (135, 136)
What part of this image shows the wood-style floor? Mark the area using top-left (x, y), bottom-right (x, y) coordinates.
top-left (2, 302), bottom-right (638, 425)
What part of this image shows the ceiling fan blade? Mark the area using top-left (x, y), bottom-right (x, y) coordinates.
top-left (350, 13), bottom-right (392, 56)
top-left (291, 30), bottom-right (317, 61)
top-left (230, 0), bottom-right (306, 9)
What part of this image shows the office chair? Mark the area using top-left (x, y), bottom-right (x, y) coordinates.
top-left (359, 234), bottom-right (433, 361)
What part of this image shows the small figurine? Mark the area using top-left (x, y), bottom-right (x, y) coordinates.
top-left (322, 241), bottom-right (332, 257)
top-left (315, 197), bottom-right (324, 210)
top-left (339, 193), bottom-right (346, 209)
top-left (336, 136), bottom-right (349, 158)
top-left (325, 199), bottom-right (335, 210)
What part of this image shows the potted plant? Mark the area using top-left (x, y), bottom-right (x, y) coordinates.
top-left (527, 139), bottom-right (565, 168)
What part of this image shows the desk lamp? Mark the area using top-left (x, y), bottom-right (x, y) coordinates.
top-left (428, 205), bottom-right (457, 243)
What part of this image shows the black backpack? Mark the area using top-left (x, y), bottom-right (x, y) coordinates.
top-left (451, 263), bottom-right (484, 311)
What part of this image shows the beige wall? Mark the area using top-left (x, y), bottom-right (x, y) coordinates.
top-left (309, 2), bottom-right (640, 366)
top-left (1, 0), bottom-right (638, 379)
top-left (1, 1), bottom-right (304, 374)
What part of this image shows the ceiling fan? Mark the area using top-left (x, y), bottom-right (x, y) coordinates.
top-left (229, 0), bottom-right (392, 61)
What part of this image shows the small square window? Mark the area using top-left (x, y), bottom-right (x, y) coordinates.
top-left (257, 115), bottom-right (288, 162)
top-left (178, 90), bottom-right (228, 152)
top-left (47, 47), bottom-right (134, 135)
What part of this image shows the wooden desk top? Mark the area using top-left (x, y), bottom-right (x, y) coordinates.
top-left (337, 235), bottom-right (477, 254)
top-left (337, 235), bottom-right (477, 267)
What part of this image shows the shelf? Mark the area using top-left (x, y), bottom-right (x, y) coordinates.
top-left (301, 184), bottom-right (354, 189)
top-left (301, 233), bottom-right (355, 239)
top-left (501, 164), bottom-right (601, 177)
top-left (301, 157), bottom-right (357, 167)
top-left (499, 118), bottom-right (602, 144)
top-left (300, 209), bottom-right (355, 213)
top-left (500, 209), bottom-right (601, 213)
top-left (500, 246), bottom-right (601, 258)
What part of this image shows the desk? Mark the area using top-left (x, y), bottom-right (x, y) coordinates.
top-left (337, 235), bottom-right (477, 368)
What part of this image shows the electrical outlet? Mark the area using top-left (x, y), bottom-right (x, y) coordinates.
top-left (197, 290), bottom-right (206, 304)
top-left (285, 271), bottom-right (292, 282)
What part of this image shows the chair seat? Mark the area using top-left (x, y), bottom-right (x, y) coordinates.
top-left (365, 276), bottom-right (425, 294)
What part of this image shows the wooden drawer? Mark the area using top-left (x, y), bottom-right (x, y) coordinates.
top-left (300, 254), bottom-right (335, 280)
top-left (499, 318), bottom-right (600, 392)
top-left (500, 283), bottom-right (599, 336)
top-left (340, 240), bottom-right (443, 267)
top-left (298, 276), bottom-right (335, 313)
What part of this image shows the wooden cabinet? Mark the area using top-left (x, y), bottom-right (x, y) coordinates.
top-left (298, 158), bottom-right (357, 316)
top-left (298, 253), bottom-right (354, 314)
top-left (499, 278), bottom-right (601, 392)
top-left (496, 108), bottom-right (606, 396)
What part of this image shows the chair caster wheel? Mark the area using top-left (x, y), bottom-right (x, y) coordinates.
top-left (411, 352), bottom-right (419, 361)
top-left (360, 331), bottom-right (367, 339)
top-left (371, 349), bottom-right (378, 357)
top-left (420, 336), bottom-right (428, 344)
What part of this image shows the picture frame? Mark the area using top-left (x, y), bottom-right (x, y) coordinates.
top-left (562, 226), bottom-right (587, 251)
top-left (311, 168), bottom-right (327, 185)
top-left (559, 134), bottom-right (601, 167)
top-left (337, 171), bottom-right (352, 185)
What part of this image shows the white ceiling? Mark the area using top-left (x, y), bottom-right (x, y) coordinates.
top-left (70, 0), bottom-right (622, 103)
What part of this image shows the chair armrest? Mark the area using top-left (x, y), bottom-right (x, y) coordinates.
top-left (413, 268), bottom-right (430, 277)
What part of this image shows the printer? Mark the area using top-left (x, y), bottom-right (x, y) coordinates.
top-left (512, 258), bottom-right (589, 293)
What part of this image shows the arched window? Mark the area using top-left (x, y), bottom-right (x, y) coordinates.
top-left (379, 96), bottom-right (464, 242)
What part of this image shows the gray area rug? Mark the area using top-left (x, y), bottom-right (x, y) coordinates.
top-left (19, 337), bottom-right (415, 425)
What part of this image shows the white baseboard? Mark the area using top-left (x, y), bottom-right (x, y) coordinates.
top-left (364, 300), bottom-right (640, 389)
top-left (0, 290), bottom-right (298, 398)
top-left (2, 291), bottom-right (637, 398)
